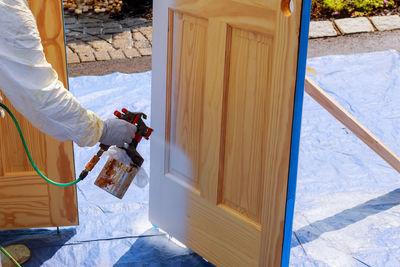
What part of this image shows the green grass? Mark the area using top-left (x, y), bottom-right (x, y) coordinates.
top-left (313, 0), bottom-right (397, 17)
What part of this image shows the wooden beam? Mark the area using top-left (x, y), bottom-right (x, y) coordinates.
top-left (305, 76), bottom-right (400, 173)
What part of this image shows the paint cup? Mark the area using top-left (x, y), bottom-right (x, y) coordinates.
top-left (94, 158), bottom-right (138, 199)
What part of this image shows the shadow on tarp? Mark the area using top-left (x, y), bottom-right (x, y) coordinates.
top-left (114, 228), bottom-right (214, 267)
top-left (293, 188), bottom-right (400, 247)
top-left (0, 228), bottom-right (76, 266)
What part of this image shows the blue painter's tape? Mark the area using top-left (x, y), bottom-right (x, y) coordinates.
top-left (281, 0), bottom-right (312, 266)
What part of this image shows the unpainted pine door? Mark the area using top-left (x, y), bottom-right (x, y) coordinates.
top-left (150, 0), bottom-right (303, 266)
top-left (0, 0), bottom-right (78, 230)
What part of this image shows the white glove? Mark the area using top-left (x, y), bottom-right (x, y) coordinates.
top-left (99, 118), bottom-right (137, 147)
top-left (0, 95), bottom-right (4, 118)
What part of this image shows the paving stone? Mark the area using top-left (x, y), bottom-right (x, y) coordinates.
top-left (370, 15), bottom-right (400, 31)
top-left (135, 21), bottom-right (152, 28)
top-left (134, 40), bottom-right (151, 49)
top-left (140, 28), bottom-right (152, 43)
top-left (67, 52), bottom-right (80, 64)
top-left (65, 23), bottom-right (84, 30)
top-left (133, 31), bottom-right (147, 41)
top-left (64, 17), bottom-right (78, 24)
top-left (309, 21), bottom-right (338, 38)
top-left (68, 42), bottom-right (93, 53)
top-left (85, 27), bottom-right (102, 35)
top-left (103, 22), bottom-right (122, 29)
top-left (103, 27), bottom-right (123, 34)
top-left (113, 30), bottom-right (132, 40)
top-left (90, 14), bottom-right (108, 21)
top-left (108, 49), bottom-right (126, 60)
top-left (66, 46), bottom-right (73, 54)
top-left (66, 48), bottom-right (80, 64)
top-left (88, 39), bottom-right (114, 51)
top-left (80, 36), bottom-right (98, 42)
top-left (79, 18), bottom-right (101, 24)
top-left (122, 27), bottom-right (132, 33)
top-left (101, 35), bottom-right (113, 43)
top-left (94, 51), bottom-right (111, 61)
top-left (66, 37), bottom-right (78, 43)
top-left (64, 13), bottom-right (154, 63)
top-left (120, 17), bottom-right (148, 27)
top-left (83, 22), bottom-right (103, 28)
top-left (67, 31), bottom-right (84, 39)
top-left (123, 48), bottom-right (141, 58)
top-left (137, 25), bottom-right (152, 31)
top-left (78, 51), bottom-right (95, 62)
top-left (138, 48), bottom-right (152, 56)
top-left (140, 27), bottom-right (152, 39)
top-left (1, 244), bottom-right (30, 266)
top-left (334, 17), bottom-right (374, 34)
top-left (113, 38), bottom-right (132, 49)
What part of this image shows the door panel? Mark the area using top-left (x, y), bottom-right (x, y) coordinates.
top-left (150, 0), bottom-right (303, 265)
top-left (166, 12), bottom-right (207, 190)
top-left (0, 0), bottom-right (78, 230)
top-left (221, 27), bottom-right (271, 224)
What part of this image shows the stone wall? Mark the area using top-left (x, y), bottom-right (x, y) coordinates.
top-left (63, 0), bottom-right (123, 15)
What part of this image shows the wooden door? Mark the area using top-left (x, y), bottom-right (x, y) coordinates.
top-left (0, 0), bottom-right (78, 230)
top-left (150, 0), bottom-right (308, 266)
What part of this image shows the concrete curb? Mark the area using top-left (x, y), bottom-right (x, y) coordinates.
top-left (310, 15), bottom-right (400, 39)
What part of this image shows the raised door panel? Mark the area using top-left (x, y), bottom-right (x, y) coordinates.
top-left (0, 0), bottom-right (78, 230)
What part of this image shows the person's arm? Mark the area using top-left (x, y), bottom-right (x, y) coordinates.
top-left (0, 0), bottom-right (134, 147)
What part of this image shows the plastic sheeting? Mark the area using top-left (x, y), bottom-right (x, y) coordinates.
top-left (290, 50), bottom-right (400, 266)
top-left (0, 71), bottom-right (212, 267)
top-left (1, 50), bottom-right (400, 266)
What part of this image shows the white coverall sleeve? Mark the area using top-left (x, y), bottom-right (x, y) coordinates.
top-left (0, 0), bottom-right (103, 147)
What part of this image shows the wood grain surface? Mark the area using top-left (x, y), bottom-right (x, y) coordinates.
top-left (0, 0), bottom-right (77, 230)
top-left (150, 0), bottom-right (303, 265)
top-left (165, 13), bottom-right (207, 190)
top-left (222, 28), bottom-right (272, 223)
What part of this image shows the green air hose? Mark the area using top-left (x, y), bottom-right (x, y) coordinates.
top-left (0, 245), bottom-right (21, 267)
top-left (0, 103), bottom-right (82, 187)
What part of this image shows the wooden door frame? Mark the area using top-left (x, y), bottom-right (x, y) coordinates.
top-left (281, 0), bottom-right (311, 265)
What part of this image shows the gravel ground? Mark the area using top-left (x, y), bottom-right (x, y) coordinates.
top-left (68, 56), bottom-right (151, 77)
top-left (308, 29), bottom-right (400, 57)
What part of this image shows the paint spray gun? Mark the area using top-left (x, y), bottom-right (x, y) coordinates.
top-left (79, 108), bottom-right (153, 199)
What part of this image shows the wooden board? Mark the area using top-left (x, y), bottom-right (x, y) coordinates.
top-left (149, 0), bottom-right (304, 266)
top-left (0, 0), bottom-right (78, 230)
top-left (305, 76), bottom-right (400, 173)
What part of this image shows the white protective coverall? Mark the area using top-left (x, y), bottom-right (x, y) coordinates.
top-left (0, 0), bottom-right (103, 147)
